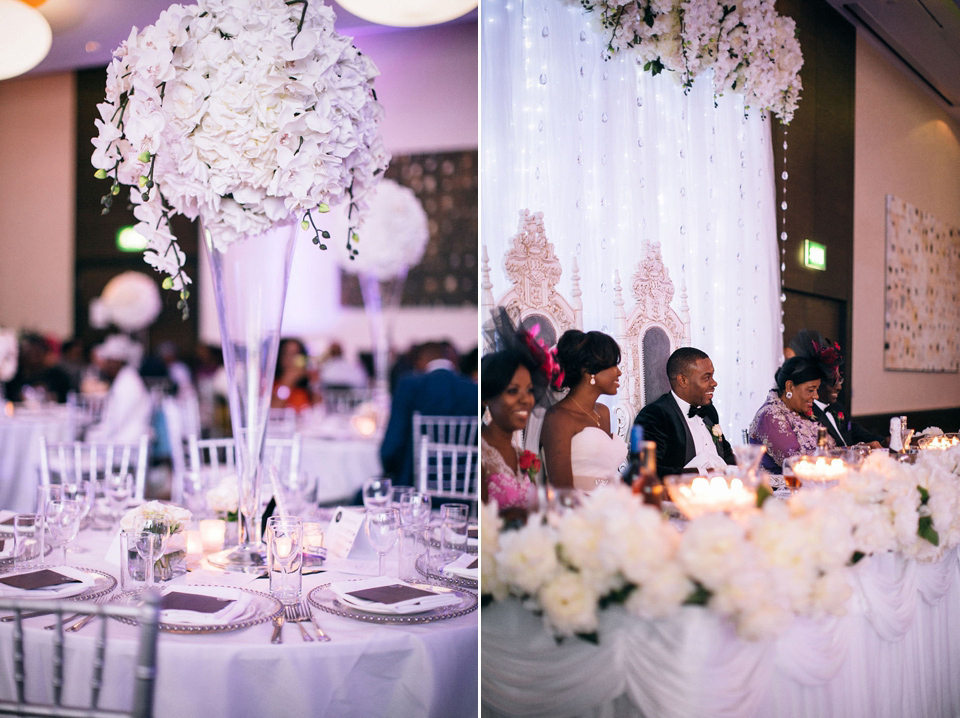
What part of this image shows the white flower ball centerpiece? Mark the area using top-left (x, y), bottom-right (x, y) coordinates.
top-left (90, 271), bottom-right (162, 332)
top-left (92, 0), bottom-right (389, 573)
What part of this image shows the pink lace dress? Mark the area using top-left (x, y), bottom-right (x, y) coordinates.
top-left (481, 436), bottom-right (535, 510)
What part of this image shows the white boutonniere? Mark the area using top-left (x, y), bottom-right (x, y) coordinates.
top-left (711, 425), bottom-right (723, 439)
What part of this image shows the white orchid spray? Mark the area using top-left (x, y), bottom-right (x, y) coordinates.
top-left (91, 0), bottom-right (390, 317)
top-left (571, 0), bottom-right (804, 122)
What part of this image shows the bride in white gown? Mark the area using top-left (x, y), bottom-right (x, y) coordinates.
top-left (541, 329), bottom-right (628, 491)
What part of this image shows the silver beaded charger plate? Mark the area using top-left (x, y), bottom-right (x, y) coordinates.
top-left (108, 585), bottom-right (283, 635)
top-left (0, 567), bottom-right (117, 602)
top-left (426, 524), bottom-right (479, 555)
top-left (309, 580), bottom-right (478, 625)
top-left (415, 554), bottom-right (477, 590)
top-left (0, 542), bottom-right (54, 569)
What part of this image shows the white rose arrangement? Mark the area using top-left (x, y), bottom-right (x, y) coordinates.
top-left (91, 0), bottom-right (390, 316)
top-left (486, 447), bottom-right (960, 641)
top-left (120, 501), bottom-right (193, 579)
top-left (205, 474), bottom-right (240, 518)
top-left (570, 0), bottom-right (804, 123)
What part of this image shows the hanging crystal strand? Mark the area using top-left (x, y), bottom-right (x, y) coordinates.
top-left (779, 125), bottom-right (789, 343)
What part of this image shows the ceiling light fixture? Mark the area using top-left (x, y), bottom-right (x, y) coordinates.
top-left (0, 0), bottom-right (53, 81)
top-left (336, 0), bottom-right (476, 27)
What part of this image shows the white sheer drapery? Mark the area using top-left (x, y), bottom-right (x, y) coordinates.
top-left (481, 0), bottom-right (783, 438)
top-left (481, 548), bottom-right (960, 718)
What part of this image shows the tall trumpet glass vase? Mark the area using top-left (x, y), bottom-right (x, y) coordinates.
top-left (359, 269), bottom-right (407, 411)
top-left (203, 219), bottom-right (298, 573)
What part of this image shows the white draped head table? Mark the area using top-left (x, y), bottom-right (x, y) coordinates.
top-left (0, 520), bottom-right (478, 718)
top-left (482, 547), bottom-right (960, 718)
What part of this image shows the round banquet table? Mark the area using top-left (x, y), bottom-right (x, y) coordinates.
top-left (293, 423), bottom-right (382, 504)
top-left (0, 520), bottom-right (478, 718)
top-left (0, 406), bottom-right (74, 512)
top-left (482, 547), bottom-right (960, 718)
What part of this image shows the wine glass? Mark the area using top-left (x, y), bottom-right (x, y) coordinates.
top-left (732, 444), bottom-right (767, 482)
top-left (61, 481), bottom-right (96, 552)
top-left (44, 499), bottom-right (81, 565)
top-left (399, 492), bottom-right (432, 526)
top-left (132, 530), bottom-right (163, 587)
top-left (104, 473), bottom-right (133, 525)
top-left (364, 508), bottom-right (400, 576)
top-left (362, 477), bottom-right (393, 510)
top-left (136, 515), bottom-right (171, 586)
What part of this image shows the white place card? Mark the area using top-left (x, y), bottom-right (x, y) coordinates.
top-left (324, 507), bottom-right (364, 560)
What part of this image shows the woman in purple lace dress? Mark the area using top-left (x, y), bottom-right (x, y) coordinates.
top-left (748, 356), bottom-right (837, 472)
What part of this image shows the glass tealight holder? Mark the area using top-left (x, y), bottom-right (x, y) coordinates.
top-left (664, 473), bottom-right (758, 520)
top-left (782, 454), bottom-right (849, 490)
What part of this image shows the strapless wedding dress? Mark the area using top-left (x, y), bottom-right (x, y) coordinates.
top-left (569, 427), bottom-right (628, 492)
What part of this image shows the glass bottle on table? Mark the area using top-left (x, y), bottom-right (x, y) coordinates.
top-left (630, 438), bottom-right (662, 508)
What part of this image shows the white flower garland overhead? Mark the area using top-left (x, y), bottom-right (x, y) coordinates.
top-left (483, 447), bottom-right (960, 641)
top-left (334, 179), bottom-right (430, 279)
top-left (91, 0), bottom-right (390, 315)
top-left (572, 0), bottom-right (803, 122)
top-left (90, 271), bottom-right (162, 333)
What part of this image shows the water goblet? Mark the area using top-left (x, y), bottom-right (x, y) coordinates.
top-left (44, 499), bottom-right (81, 566)
top-left (399, 492), bottom-right (432, 526)
top-left (391, 486), bottom-right (414, 511)
top-left (364, 508), bottom-right (400, 576)
top-left (362, 477), bottom-right (393, 510)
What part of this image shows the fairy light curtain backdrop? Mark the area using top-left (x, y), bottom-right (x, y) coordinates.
top-left (481, 0), bottom-right (800, 440)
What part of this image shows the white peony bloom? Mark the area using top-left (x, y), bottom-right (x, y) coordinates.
top-left (496, 521), bottom-right (560, 596)
top-left (538, 569), bottom-right (600, 637)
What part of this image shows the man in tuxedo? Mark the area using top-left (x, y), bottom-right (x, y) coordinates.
top-left (380, 341), bottom-right (477, 487)
top-left (812, 375), bottom-right (884, 449)
top-left (634, 347), bottom-right (736, 477)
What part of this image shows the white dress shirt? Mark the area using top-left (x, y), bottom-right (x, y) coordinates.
top-left (814, 400), bottom-right (845, 446)
top-left (672, 391), bottom-right (726, 473)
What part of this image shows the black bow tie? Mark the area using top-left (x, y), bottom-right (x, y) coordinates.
top-left (688, 405), bottom-right (708, 419)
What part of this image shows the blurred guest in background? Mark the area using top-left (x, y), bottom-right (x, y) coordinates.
top-left (56, 337), bottom-right (88, 395)
top-left (460, 346), bottom-right (479, 383)
top-left (86, 334), bottom-right (152, 443)
top-left (272, 337), bottom-right (316, 412)
top-left (319, 342), bottom-right (369, 390)
top-left (381, 341), bottom-right (477, 487)
top-left (6, 332), bottom-right (71, 403)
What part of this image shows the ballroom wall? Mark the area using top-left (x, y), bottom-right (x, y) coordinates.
top-left (851, 37), bottom-right (960, 416)
top-left (0, 21), bottom-right (478, 359)
top-left (0, 73), bottom-right (75, 338)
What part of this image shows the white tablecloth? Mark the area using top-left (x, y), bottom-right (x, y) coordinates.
top-left (0, 407), bottom-right (74, 512)
top-left (482, 548), bottom-right (960, 718)
top-left (299, 435), bottom-right (382, 504)
top-left (0, 522), bottom-right (478, 718)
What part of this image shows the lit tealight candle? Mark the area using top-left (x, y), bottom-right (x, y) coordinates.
top-left (185, 529), bottom-right (203, 558)
top-left (199, 519), bottom-right (226, 553)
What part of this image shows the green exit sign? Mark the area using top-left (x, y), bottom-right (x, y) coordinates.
top-left (803, 239), bottom-right (826, 271)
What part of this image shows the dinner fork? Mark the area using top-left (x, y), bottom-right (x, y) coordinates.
top-left (284, 603), bottom-right (313, 642)
top-left (298, 601), bottom-right (330, 642)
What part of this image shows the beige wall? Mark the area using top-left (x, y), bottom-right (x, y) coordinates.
top-left (852, 37), bottom-right (960, 415)
top-left (0, 73), bottom-right (75, 337)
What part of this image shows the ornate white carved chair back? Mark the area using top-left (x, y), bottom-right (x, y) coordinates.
top-left (613, 241), bottom-right (691, 442)
top-left (481, 209), bottom-right (583, 452)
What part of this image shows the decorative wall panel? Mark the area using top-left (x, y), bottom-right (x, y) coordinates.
top-left (884, 194), bottom-right (960, 372)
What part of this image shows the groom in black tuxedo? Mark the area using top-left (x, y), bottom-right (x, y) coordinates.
top-left (634, 347), bottom-right (736, 477)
